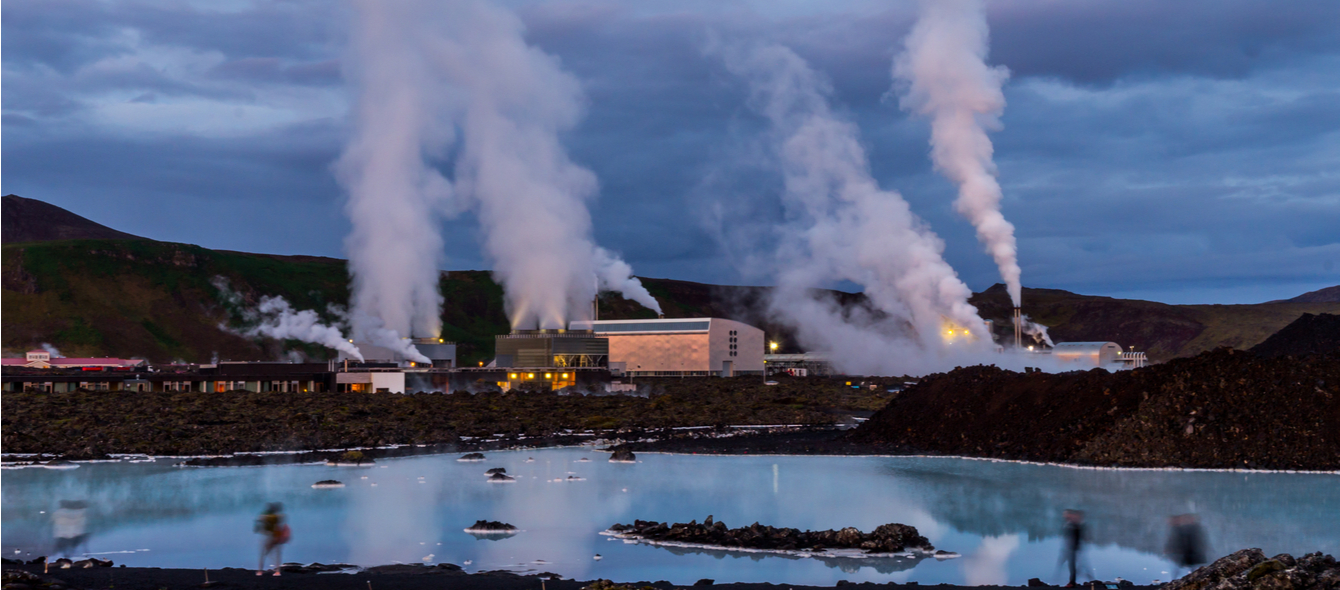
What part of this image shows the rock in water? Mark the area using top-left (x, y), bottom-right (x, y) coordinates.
top-left (606, 517), bottom-right (935, 554)
top-left (1164, 549), bottom-right (1340, 590)
top-left (463, 520), bottom-right (517, 533)
top-left (312, 480), bottom-right (345, 489)
top-left (485, 467), bottom-right (506, 475)
top-left (610, 448), bottom-right (636, 462)
top-left (458, 452), bottom-right (486, 462)
top-left (487, 472), bottom-right (516, 483)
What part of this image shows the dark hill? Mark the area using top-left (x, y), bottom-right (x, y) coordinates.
top-left (2, 194), bottom-right (144, 243)
top-left (1250, 313), bottom-right (1340, 358)
top-left (970, 283), bottom-right (1339, 361)
top-left (1273, 285), bottom-right (1340, 303)
top-left (848, 348), bottom-right (1340, 470)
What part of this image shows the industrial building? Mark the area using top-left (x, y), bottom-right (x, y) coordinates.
top-left (338, 338), bottom-right (457, 368)
top-left (1, 361), bottom-right (338, 393)
top-left (568, 317), bottom-right (763, 377)
top-left (1, 350), bottom-right (144, 370)
top-left (1045, 342), bottom-right (1148, 369)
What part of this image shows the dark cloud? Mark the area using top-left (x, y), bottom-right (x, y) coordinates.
top-left (2, 0), bottom-right (1337, 304)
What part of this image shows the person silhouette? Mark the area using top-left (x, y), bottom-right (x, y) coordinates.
top-left (255, 503), bottom-right (290, 575)
top-left (1059, 509), bottom-right (1086, 587)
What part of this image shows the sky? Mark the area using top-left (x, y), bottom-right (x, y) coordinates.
top-left (3, 0), bottom-right (1338, 305)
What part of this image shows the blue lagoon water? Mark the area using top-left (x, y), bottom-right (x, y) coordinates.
top-left (3, 448), bottom-right (1337, 586)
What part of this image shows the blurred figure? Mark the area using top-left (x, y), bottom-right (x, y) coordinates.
top-left (254, 503), bottom-right (290, 576)
top-left (51, 500), bottom-right (89, 558)
top-left (1165, 514), bottom-right (1208, 577)
top-left (1058, 509), bottom-right (1086, 587)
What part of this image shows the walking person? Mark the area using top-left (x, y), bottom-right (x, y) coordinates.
top-left (1058, 509), bottom-right (1086, 587)
top-left (255, 503), bottom-right (290, 576)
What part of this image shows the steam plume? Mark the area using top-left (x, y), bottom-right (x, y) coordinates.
top-left (595, 247), bottom-right (663, 315)
top-left (1020, 313), bottom-right (1054, 346)
top-left (40, 343), bottom-right (63, 358)
top-left (336, 0), bottom-right (453, 350)
top-left (894, 0), bottom-right (1023, 306)
top-left (342, 0), bottom-right (651, 331)
top-left (211, 277), bottom-right (364, 360)
top-left (720, 42), bottom-right (990, 375)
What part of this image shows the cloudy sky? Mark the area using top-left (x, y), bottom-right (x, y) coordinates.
top-left (4, 0), bottom-right (1338, 304)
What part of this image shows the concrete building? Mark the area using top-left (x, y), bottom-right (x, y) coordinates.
top-left (1048, 342), bottom-right (1148, 369)
top-left (568, 318), bottom-right (763, 377)
top-left (335, 369), bottom-right (406, 393)
top-left (1, 361), bottom-right (336, 393)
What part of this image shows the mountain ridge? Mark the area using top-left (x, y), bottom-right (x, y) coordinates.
top-left (3, 196), bottom-right (1337, 365)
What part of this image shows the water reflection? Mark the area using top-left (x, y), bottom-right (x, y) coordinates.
top-left (2, 450), bottom-right (1336, 587)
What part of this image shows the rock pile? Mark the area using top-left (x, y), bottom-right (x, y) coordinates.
top-left (1251, 313), bottom-right (1340, 358)
top-left (850, 348), bottom-right (1340, 470)
top-left (609, 448), bottom-right (636, 462)
top-left (607, 516), bottom-right (933, 553)
top-left (1164, 548), bottom-right (1339, 590)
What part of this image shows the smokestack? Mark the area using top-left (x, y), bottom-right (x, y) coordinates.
top-left (1013, 307), bottom-right (1022, 349)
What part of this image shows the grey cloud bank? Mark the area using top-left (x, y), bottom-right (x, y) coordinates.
top-left (2, 0), bottom-right (1337, 305)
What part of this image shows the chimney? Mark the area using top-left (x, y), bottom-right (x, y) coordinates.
top-left (1013, 307), bottom-right (1022, 349)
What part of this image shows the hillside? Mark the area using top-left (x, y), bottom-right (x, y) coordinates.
top-left (1274, 285), bottom-right (1340, 303)
top-left (1250, 313), bottom-right (1340, 358)
top-left (1, 195), bottom-right (144, 243)
top-left (969, 284), bottom-right (1340, 361)
top-left (3, 196), bottom-right (1337, 366)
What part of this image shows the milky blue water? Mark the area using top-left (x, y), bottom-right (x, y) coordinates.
top-left (3, 448), bottom-right (1337, 586)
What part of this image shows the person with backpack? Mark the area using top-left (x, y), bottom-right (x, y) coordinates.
top-left (255, 503), bottom-right (290, 575)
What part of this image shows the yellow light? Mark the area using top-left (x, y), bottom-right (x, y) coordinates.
top-left (545, 373), bottom-right (552, 379)
top-left (845, 382), bottom-right (851, 386)
top-left (964, 329), bottom-right (970, 335)
top-left (947, 330), bottom-right (954, 335)
top-left (562, 373), bottom-right (568, 378)
top-left (438, 338), bottom-right (443, 343)
top-left (510, 373), bottom-right (518, 379)
top-left (769, 341), bottom-right (778, 351)
top-left (1028, 345), bottom-right (1034, 351)
top-left (528, 373), bottom-right (534, 379)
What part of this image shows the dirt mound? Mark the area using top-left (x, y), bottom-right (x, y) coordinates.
top-left (849, 349), bottom-right (1340, 470)
top-left (1250, 313), bottom-right (1340, 358)
top-left (2, 195), bottom-right (144, 244)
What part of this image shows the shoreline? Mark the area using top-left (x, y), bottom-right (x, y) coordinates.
top-left (5, 426), bottom-right (1340, 473)
top-left (0, 562), bottom-right (1153, 590)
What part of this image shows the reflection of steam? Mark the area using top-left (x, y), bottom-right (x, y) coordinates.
top-left (342, 473), bottom-right (440, 565)
top-left (654, 543), bottom-right (929, 575)
top-left (962, 534), bottom-right (1020, 586)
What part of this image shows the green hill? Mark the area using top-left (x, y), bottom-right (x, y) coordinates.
top-left (2, 197), bottom-right (1335, 365)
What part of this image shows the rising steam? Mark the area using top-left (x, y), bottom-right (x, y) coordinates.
top-left (212, 277), bottom-right (364, 360)
top-left (340, 0), bottom-right (655, 332)
top-left (40, 343), bottom-right (63, 358)
top-left (336, 0), bottom-right (453, 357)
top-left (719, 42), bottom-right (990, 375)
top-left (595, 247), bottom-right (663, 315)
top-left (894, 0), bottom-right (1023, 307)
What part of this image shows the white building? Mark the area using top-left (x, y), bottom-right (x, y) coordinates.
top-left (1048, 342), bottom-right (1147, 369)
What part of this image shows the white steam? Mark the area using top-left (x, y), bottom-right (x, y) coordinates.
top-left (40, 343), bottom-right (63, 358)
top-left (336, 0), bottom-right (453, 349)
top-left (1020, 314), bottom-right (1054, 347)
top-left (594, 247), bottom-right (663, 315)
top-left (894, 0), bottom-right (1023, 307)
top-left (720, 42), bottom-right (991, 375)
top-left (212, 277), bottom-right (365, 361)
top-left (340, 0), bottom-right (650, 331)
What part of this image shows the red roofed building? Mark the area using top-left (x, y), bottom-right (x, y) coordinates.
top-left (1, 350), bottom-right (144, 370)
